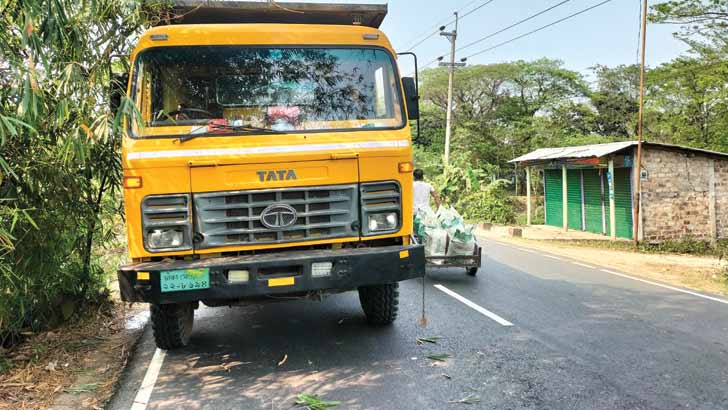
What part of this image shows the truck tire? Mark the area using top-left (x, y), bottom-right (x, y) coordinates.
top-left (358, 283), bottom-right (399, 325)
top-left (150, 303), bottom-right (194, 350)
top-left (467, 267), bottom-right (478, 276)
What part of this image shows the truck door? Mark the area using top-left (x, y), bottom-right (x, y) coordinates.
top-left (188, 157), bottom-right (360, 252)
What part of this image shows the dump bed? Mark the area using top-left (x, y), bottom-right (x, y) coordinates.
top-left (154, 1), bottom-right (387, 28)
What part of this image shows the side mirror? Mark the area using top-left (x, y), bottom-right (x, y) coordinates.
top-left (401, 77), bottom-right (419, 120)
top-left (110, 73), bottom-right (130, 115)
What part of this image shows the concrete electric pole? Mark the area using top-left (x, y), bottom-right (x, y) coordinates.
top-left (439, 12), bottom-right (466, 166)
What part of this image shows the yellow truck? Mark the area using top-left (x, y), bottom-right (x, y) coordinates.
top-left (117, 2), bottom-right (425, 349)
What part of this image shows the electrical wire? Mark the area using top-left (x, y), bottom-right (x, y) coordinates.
top-left (463, 0), bottom-right (616, 60)
top-left (401, 0), bottom-right (482, 50)
top-left (456, 0), bottom-right (572, 52)
top-left (459, 0), bottom-right (498, 21)
top-left (403, 0), bottom-right (498, 51)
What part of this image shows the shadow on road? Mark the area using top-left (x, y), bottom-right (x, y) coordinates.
top-left (147, 294), bottom-right (443, 410)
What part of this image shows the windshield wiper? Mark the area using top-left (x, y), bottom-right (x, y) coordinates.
top-left (179, 124), bottom-right (284, 143)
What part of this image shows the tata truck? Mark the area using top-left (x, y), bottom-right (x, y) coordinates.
top-left (116, 2), bottom-right (425, 349)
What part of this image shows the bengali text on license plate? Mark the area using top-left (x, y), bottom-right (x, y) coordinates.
top-left (160, 268), bottom-right (210, 293)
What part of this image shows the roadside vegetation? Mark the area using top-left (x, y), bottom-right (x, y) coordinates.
top-left (0, 0), bottom-right (166, 347)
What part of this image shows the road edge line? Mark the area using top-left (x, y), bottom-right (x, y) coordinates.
top-left (434, 284), bottom-right (514, 326)
top-left (599, 269), bottom-right (728, 305)
top-left (572, 261), bottom-right (596, 269)
top-left (130, 348), bottom-right (166, 410)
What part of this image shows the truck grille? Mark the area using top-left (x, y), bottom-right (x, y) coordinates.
top-left (193, 185), bottom-right (358, 248)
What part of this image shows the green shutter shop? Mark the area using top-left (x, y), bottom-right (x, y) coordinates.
top-left (513, 141), bottom-right (635, 240)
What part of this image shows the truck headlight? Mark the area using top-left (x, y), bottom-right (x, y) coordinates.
top-left (142, 194), bottom-right (192, 252)
top-left (367, 212), bottom-right (398, 232)
top-left (147, 228), bottom-right (184, 249)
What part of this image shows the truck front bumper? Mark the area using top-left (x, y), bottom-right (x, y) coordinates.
top-left (118, 244), bottom-right (425, 304)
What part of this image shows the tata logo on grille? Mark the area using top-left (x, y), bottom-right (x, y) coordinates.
top-left (257, 170), bottom-right (297, 182)
top-left (260, 203), bottom-right (297, 230)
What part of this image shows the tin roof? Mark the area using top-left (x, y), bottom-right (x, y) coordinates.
top-left (510, 141), bottom-right (728, 164)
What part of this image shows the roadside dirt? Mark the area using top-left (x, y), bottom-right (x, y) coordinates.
top-left (478, 227), bottom-right (728, 297)
top-left (0, 302), bottom-right (147, 410)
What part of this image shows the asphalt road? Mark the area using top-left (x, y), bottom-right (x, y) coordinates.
top-left (108, 238), bottom-right (728, 410)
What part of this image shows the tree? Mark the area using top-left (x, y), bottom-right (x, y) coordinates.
top-left (0, 0), bottom-right (160, 343)
top-left (589, 64), bottom-right (640, 137)
top-left (647, 57), bottom-right (728, 152)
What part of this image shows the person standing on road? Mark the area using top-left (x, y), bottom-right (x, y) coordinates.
top-left (413, 168), bottom-right (441, 214)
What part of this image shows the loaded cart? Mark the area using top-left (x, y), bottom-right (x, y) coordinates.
top-left (414, 206), bottom-right (482, 277)
top-left (424, 236), bottom-right (482, 276)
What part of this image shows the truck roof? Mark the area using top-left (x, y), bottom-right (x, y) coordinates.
top-left (154, 1), bottom-right (388, 28)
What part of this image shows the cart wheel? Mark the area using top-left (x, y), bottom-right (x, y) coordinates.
top-left (466, 267), bottom-right (478, 276)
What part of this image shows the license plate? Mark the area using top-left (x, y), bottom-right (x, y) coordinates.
top-left (160, 268), bottom-right (210, 293)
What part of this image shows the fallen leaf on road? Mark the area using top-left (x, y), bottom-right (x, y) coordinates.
top-left (426, 354), bottom-right (451, 362)
top-left (416, 336), bottom-right (441, 345)
top-left (277, 354), bottom-right (288, 367)
top-left (220, 361), bottom-right (248, 372)
top-left (441, 373), bottom-right (452, 379)
top-left (295, 392), bottom-right (340, 409)
top-left (448, 394), bottom-right (481, 404)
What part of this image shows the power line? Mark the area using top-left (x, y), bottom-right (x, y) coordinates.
top-left (401, 0), bottom-right (479, 50)
top-left (459, 0), bottom-right (498, 20)
top-left (403, 0), bottom-right (498, 51)
top-left (463, 0), bottom-right (616, 60)
top-left (456, 0), bottom-right (572, 52)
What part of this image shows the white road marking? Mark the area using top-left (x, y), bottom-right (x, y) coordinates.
top-left (599, 269), bottom-right (728, 305)
top-left (572, 261), bottom-right (596, 269)
top-left (542, 254), bottom-right (563, 261)
top-left (130, 348), bottom-right (167, 410)
top-left (434, 284), bottom-right (514, 326)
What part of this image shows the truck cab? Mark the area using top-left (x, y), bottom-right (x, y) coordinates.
top-left (117, 2), bottom-right (425, 349)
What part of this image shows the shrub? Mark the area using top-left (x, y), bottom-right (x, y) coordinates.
top-left (640, 238), bottom-right (714, 255)
top-left (457, 180), bottom-right (516, 224)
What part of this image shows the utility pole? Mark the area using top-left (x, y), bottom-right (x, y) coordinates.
top-left (439, 12), bottom-right (465, 166)
top-left (633, 0), bottom-right (647, 245)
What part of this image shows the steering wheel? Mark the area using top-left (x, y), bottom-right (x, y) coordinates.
top-left (165, 108), bottom-right (214, 120)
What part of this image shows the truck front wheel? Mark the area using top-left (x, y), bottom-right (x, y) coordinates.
top-left (150, 303), bottom-right (194, 350)
top-left (358, 283), bottom-right (399, 325)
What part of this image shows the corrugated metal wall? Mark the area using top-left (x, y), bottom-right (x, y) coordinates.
top-left (542, 166), bottom-right (633, 239)
top-left (544, 169), bottom-right (563, 228)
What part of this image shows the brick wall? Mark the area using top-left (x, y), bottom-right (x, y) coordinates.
top-left (639, 147), bottom-right (728, 241)
top-left (716, 159), bottom-right (728, 239)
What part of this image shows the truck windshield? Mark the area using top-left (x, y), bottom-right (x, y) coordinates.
top-left (131, 46), bottom-right (405, 137)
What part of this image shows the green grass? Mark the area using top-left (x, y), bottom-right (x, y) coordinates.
top-left (538, 237), bottom-right (728, 258)
top-left (0, 356), bottom-right (13, 374)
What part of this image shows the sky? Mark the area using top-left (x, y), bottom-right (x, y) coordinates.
top-left (278, 0), bottom-right (692, 81)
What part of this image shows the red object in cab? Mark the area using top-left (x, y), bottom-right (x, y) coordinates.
top-left (207, 118), bottom-right (230, 134)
